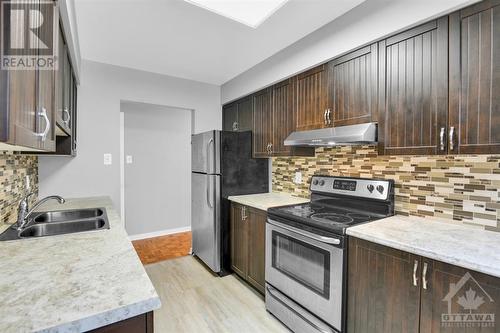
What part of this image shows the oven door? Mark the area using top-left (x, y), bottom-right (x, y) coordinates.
top-left (266, 218), bottom-right (344, 331)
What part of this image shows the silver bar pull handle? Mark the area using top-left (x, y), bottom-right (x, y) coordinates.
top-left (206, 176), bottom-right (213, 208)
top-left (269, 143), bottom-right (273, 155)
top-left (439, 127), bottom-right (445, 151)
top-left (413, 260), bottom-right (419, 287)
top-left (422, 262), bottom-right (428, 290)
top-left (327, 109), bottom-right (332, 125)
top-left (449, 126), bottom-right (455, 151)
top-left (267, 219), bottom-right (341, 245)
top-left (206, 138), bottom-right (214, 173)
top-left (323, 110), bottom-right (327, 125)
top-left (34, 108), bottom-right (50, 141)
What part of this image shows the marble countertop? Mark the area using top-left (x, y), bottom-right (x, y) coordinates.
top-left (228, 192), bottom-right (309, 211)
top-left (347, 215), bottom-right (500, 278)
top-left (0, 196), bottom-right (161, 333)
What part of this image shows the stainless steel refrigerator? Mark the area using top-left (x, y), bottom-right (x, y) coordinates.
top-left (191, 130), bottom-right (268, 275)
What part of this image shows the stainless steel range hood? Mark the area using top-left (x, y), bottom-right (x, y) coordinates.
top-left (284, 122), bottom-right (377, 147)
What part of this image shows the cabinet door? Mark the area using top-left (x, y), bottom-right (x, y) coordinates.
top-left (420, 259), bottom-right (500, 333)
top-left (246, 208), bottom-right (266, 294)
top-left (271, 78), bottom-right (296, 155)
top-left (252, 88), bottom-right (273, 158)
top-left (378, 18), bottom-right (448, 155)
top-left (236, 96), bottom-right (253, 132)
top-left (449, 1), bottom-right (500, 154)
top-left (55, 25), bottom-right (67, 134)
top-left (328, 43), bottom-right (378, 127)
top-left (348, 237), bottom-right (421, 333)
top-left (230, 203), bottom-right (248, 278)
top-left (62, 52), bottom-right (73, 132)
top-left (36, 1), bottom-right (57, 151)
top-left (7, 1), bottom-right (39, 149)
top-left (223, 102), bottom-right (238, 131)
top-left (295, 64), bottom-right (329, 131)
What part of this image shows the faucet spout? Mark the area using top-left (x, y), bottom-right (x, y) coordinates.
top-left (16, 195), bottom-right (65, 231)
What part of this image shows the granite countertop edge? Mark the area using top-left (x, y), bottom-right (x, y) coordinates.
top-left (227, 192), bottom-right (309, 211)
top-left (346, 216), bottom-right (500, 278)
top-left (0, 196), bottom-right (161, 333)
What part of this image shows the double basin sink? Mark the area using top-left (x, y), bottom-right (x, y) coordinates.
top-left (0, 207), bottom-right (110, 241)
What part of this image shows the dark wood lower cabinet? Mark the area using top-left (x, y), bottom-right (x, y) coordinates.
top-left (88, 312), bottom-right (153, 333)
top-left (348, 237), bottom-right (500, 333)
top-left (230, 202), bottom-right (266, 294)
top-left (348, 237), bottom-right (421, 333)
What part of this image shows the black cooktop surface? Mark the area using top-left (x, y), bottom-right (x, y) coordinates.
top-left (268, 199), bottom-right (388, 235)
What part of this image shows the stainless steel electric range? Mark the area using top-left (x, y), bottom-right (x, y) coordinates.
top-left (265, 175), bottom-right (394, 333)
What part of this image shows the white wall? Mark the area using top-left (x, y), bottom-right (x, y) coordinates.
top-left (39, 60), bottom-right (221, 213)
top-left (122, 102), bottom-right (191, 237)
top-left (221, 0), bottom-right (479, 104)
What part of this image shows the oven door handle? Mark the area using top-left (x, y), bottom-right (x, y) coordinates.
top-left (267, 219), bottom-right (341, 245)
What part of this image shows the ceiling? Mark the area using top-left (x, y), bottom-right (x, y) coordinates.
top-left (74, 0), bottom-right (365, 85)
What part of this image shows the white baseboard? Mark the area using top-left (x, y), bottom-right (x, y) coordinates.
top-left (128, 226), bottom-right (191, 241)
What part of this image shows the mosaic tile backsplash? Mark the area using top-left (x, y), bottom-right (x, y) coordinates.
top-left (0, 153), bottom-right (38, 226)
top-left (272, 146), bottom-right (500, 232)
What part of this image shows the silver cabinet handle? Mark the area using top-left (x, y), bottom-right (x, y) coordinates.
top-left (34, 108), bottom-right (50, 141)
top-left (62, 108), bottom-right (71, 126)
top-left (232, 121), bottom-right (238, 131)
top-left (413, 260), bottom-right (419, 287)
top-left (206, 138), bottom-right (214, 173)
top-left (243, 206), bottom-right (247, 220)
top-left (449, 126), bottom-right (455, 151)
top-left (268, 219), bottom-right (341, 245)
top-left (323, 110), bottom-right (327, 125)
top-left (422, 262), bottom-right (428, 290)
top-left (241, 206), bottom-right (244, 221)
top-left (269, 143), bottom-right (273, 155)
top-left (327, 109), bottom-right (332, 125)
top-left (439, 127), bottom-right (445, 151)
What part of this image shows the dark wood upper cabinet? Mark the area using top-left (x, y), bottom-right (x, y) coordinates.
top-left (272, 78), bottom-right (296, 156)
top-left (223, 96), bottom-right (253, 132)
top-left (295, 64), bottom-right (329, 131)
top-left (449, 0), bottom-right (500, 154)
top-left (348, 237), bottom-right (421, 333)
top-left (327, 43), bottom-right (378, 127)
top-left (252, 88), bottom-right (273, 158)
top-left (378, 18), bottom-right (449, 155)
top-left (246, 207), bottom-right (266, 294)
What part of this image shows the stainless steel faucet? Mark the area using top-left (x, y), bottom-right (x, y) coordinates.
top-left (15, 193), bottom-right (65, 230)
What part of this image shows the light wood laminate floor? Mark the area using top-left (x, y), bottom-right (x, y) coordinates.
top-left (145, 256), bottom-right (290, 333)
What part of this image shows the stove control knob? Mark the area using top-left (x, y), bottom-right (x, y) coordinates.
top-left (313, 179), bottom-right (318, 185)
top-left (367, 184), bottom-right (374, 193)
top-left (318, 180), bottom-right (325, 186)
top-left (376, 185), bottom-right (384, 194)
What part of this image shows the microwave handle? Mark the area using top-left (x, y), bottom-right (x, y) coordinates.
top-left (267, 219), bottom-right (341, 245)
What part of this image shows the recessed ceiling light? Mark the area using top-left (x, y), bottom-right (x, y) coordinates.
top-left (184, 0), bottom-right (289, 28)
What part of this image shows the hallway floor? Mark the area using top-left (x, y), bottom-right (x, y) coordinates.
top-left (144, 256), bottom-right (289, 333)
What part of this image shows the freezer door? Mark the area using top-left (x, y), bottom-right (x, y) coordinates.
top-left (191, 172), bottom-right (221, 272)
top-left (191, 131), bottom-right (220, 174)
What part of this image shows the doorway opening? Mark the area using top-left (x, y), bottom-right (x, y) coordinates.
top-left (119, 101), bottom-right (194, 241)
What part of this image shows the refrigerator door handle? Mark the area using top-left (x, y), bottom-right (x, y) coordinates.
top-left (206, 175), bottom-right (213, 208)
top-left (206, 138), bottom-right (214, 174)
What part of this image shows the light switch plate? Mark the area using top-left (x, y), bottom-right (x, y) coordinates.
top-left (126, 155), bottom-right (133, 164)
top-left (294, 171), bottom-right (302, 184)
top-left (103, 153), bottom-right (112, 165)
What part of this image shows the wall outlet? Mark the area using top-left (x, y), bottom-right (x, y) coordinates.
top-left (294, 171), bottom-right (302, 184)
top-left (126, 155), bottom-right (133, 164)
top-left (103, 153), bottom-right (112, 165)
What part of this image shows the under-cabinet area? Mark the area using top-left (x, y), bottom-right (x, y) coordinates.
top-left (3, 0), bottom-right (500, 332)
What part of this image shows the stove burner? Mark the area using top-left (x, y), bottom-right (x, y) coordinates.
top-left (310, 213), bottom-right (354, 224)
top-left (346, 212), bottom-right (372, 221)
top-left (282, 205), bottom-right (316, 217)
